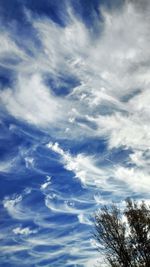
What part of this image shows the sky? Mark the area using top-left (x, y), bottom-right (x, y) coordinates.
top-left (0, 0), bottom-right (150, 266)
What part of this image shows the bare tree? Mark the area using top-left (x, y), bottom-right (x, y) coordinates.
top-left (94, 199), bottom-right (150, 267)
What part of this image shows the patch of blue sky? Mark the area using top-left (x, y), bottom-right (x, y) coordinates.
top-left (44, 73), bottom-right (80, 96)
top-left (106, 146), bottom-right (133, 164)
top-left (61, 136), bottom-right (107, 155)
top-left (0, 67), bottom-right (16, 89)
top-left (0, 0), bottom-right (25, 25)
top-left (70, 0), bottom-right (124, 36)
top-left (24, 0), bottom-right (69, 27)
top-left (70, 0), bottom-right (101, 32)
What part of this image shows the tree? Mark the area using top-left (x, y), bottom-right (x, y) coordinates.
top-left (94, 198), bottom-right (150, 267)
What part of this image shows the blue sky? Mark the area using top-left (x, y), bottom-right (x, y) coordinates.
top-left (0, 0), bottom-right (150, 266)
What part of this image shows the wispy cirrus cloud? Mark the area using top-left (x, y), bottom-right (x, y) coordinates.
top-left (2, 186), bottom-right (100, 266)
top-left (47, 142), bottom-right (150, 195)
top-left (0, 0), bottom-right (150, 148)
top-left (1, 74), bottom-right (62, 126)
top-left (1, 0), bottom-right (150, 266)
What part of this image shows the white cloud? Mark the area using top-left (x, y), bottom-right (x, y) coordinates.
top-left (0, 245), bottom-right (30, 254)
top-left (3, 193), bottom-right (36, 221)
top-left (3, 194), bottom-right (22, 209)
top-left (1, 2), bottom-right (150, 265)
top-left (91, 112), bottom-right (150, 150)
top-left (77, 213), bottom-right (92, 225)
top-left (129, 149), bottom-right (150, 168)
top-left (0, 32), bottom-right (27, 63)
top-left (0, 1), bottom-right (150, 150)
top-left (47, 142), bottom-right (110, 187)
top-left (3, 194), bottom-right (25, 220)
top-left (13, 227), bottom-right (37, 235)
top-left (114, 166), bottom-right (150, 193)
top-left (1, 74), bottom-right (62, 126)
top-left (47, 142), bottom-right (150, 194)
top-left (40, 176), bottom-right (52, 190)
top-left (0, 159), bottom-right (14, 172)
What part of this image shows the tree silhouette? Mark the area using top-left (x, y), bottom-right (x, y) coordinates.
top-left (94, 198), bottom-right (150, 267)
